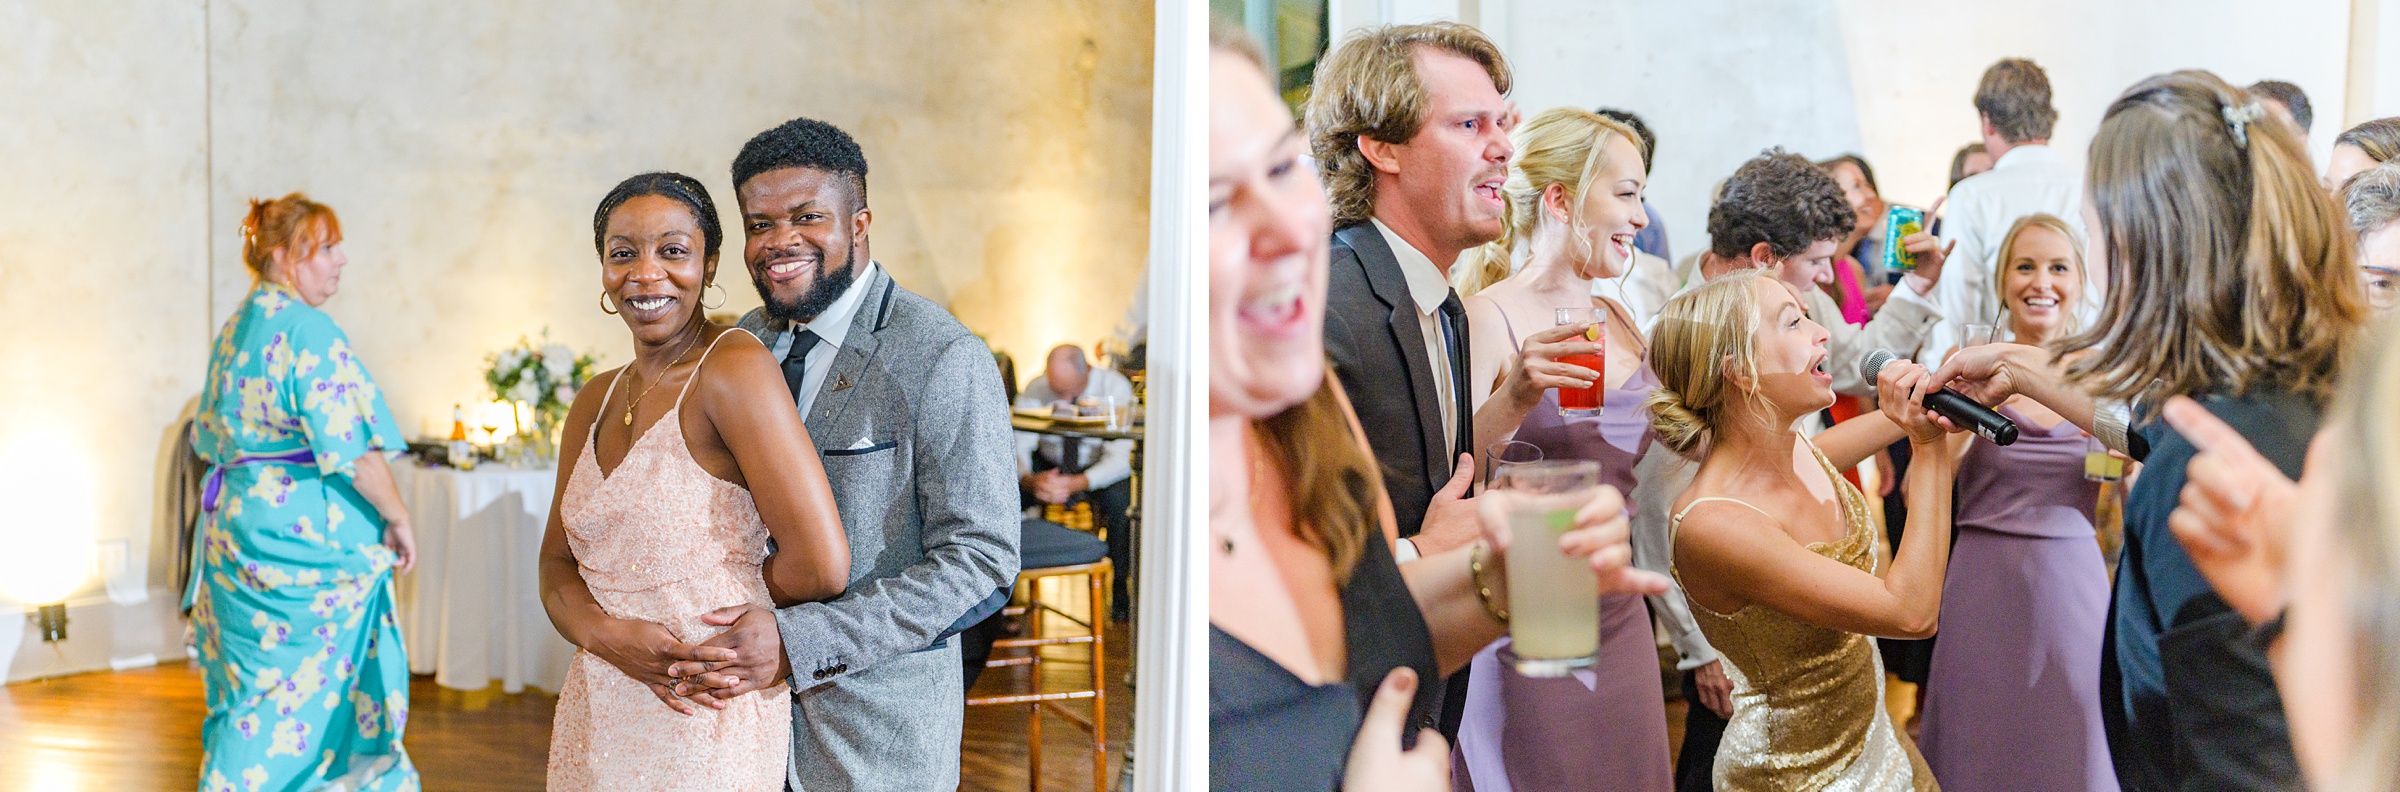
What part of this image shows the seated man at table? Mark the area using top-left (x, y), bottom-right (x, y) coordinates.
top-left (1016, 343), bottom-right (1135, 619)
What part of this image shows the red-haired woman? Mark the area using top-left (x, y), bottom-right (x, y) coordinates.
top-left (190, 194), bottom-right (420, 790)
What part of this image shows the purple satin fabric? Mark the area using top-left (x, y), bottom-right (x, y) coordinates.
top-left (1452, 344), bottom-right (1673, 792)
top-left (199, 449), bottom-right (319, 513)
top-left (1918, 406), bottom-right (2117, 792)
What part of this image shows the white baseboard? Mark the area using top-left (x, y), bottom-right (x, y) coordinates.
top-left (3, 587), bottom-right (186, 684)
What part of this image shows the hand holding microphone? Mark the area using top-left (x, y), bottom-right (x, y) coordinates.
top-left (1861, 349), bottom-right (2020, 446)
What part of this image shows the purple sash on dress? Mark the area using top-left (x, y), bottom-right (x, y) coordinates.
top-left (199, 449), bottom-right (319, 512)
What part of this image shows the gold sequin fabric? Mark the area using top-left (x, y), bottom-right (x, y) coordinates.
top-left (548, 407), bottom-right (791, 791)
top-left (1671, 442), bottom-right (1938, 791)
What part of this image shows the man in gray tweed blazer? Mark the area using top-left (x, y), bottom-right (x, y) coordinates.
top-left (667, 117), bottom-right (1020, 791)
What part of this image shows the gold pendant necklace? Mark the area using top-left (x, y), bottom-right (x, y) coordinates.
top-left (620, 334), bottom-right (702, 426)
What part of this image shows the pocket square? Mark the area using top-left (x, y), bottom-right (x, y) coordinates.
top-left (845, 437), bottom-right (877, 450)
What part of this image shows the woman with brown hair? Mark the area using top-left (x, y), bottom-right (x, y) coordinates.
top-left (2326, 117), bottom-right (2400, 190)
top-left (1930, 70), bottom-right (2367, 791)
top-left (1209, 21), bottom-right (1665, 791)
top-left (2163, 316), bottom-right (2400, 792)
top-left (190, 194), bottom-right (420, 791)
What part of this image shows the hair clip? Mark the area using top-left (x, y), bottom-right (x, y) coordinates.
top-left (2223, 100), bottom-right (2268, 149)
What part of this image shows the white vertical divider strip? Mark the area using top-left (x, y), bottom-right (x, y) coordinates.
top-left (1132, 1), bottom-right (1204, 790)
top-left (1478, 0), bottom-right (1509, 55)
top-left (2344, 0), bottom-right (2380, 128)
top-left (2374, 0), bottom-right (2400, 120)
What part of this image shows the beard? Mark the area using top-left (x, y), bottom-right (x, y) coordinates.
top-left (756, 240), bottom-right (858, 324)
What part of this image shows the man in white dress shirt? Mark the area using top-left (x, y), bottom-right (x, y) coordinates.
top-left (1931, 58), bottom-right (2090, 354)
top-left (1015, 344), bottom-right (1135, 616)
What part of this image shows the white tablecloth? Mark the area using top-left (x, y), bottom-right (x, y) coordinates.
top-left (392, 462), bottom-right (577, 694)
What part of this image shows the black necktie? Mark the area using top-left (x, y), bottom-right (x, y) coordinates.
top-left (1059, 435), bottom-right (1088, 475)
top-left (779, 329), bottom-right (821, 402)
top-left (1437, 291), bottom-right (1473, 463)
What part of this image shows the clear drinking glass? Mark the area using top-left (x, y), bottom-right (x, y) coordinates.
top-left (1492, 459), bottom-right (1602, 677)
top-left (1960, 323), bottom-right (1997, 348)
top-left (1479, 440), bottom-right (1545, 496)
top-left (1554, 308), bottom-right (1606, 418)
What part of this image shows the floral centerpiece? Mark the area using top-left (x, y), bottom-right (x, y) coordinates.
top-left (484, 331), bottom-right (599, 465)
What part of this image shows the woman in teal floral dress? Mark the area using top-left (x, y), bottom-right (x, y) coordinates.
top-left (190, 194), bottom-right (420, 792)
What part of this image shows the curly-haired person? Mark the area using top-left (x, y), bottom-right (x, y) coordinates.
top-left (1701, 149), bottom-right (1952, 398)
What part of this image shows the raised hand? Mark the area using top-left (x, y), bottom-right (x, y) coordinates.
top-left (1341, 668), bottom-right (1452, 792)
top-left (1925, 343), bottom-right (2034, 417)
top-left (1874, 357), bottom-right (1952, 445)
top-left (1478, 481), bottom-right (1674, 599)
top-left (2163, 396), bottom-right (2306, 625)
top-left (1496, 324), bottom-right (1603, 413)
top-left (1897, 232), bottom-right (1956, 291)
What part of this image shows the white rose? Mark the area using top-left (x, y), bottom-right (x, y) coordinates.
top-left (542, 346), bottom-right (574, 378)
top-left (553, 385), bottom-right (573, 405)
top-left (499, 348), bottom-right (527, 373)
top-left (510, 379), bottom-right (539, 404)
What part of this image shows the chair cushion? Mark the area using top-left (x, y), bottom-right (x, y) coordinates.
top-left (1020, 518), bottom-right (1107, 569)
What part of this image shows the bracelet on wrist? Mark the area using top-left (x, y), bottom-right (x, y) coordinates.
top-left (1469, 542), bottom-right (1509, 625)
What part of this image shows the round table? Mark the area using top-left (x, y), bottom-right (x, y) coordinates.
top-left (391, 462), bottom-right (576, 694)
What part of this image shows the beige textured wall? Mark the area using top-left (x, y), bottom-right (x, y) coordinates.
top-left (207, 0), bottom-right (1155, 431)
top-left (0, 0), bottom-right (1150, 676)
top-left (0, 1), bottom-right (208, 600)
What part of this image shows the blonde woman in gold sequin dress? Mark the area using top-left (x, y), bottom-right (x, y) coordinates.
top-left (1644, 271), bottom-right (1963, 791)
top-left (538, 173), bottom-right (852, 791)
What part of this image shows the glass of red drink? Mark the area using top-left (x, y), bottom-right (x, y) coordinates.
top-left (1554, 307), bottom-right (1605, 417)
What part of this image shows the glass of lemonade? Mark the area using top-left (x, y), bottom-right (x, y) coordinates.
top-left (1493, 459), bottom-right (1602, 677)
top-left (2084, 433), bottom-right (2125, 482)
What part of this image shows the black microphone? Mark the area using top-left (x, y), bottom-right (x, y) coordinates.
top-left (1859, 349), bottom-right (2019, 446)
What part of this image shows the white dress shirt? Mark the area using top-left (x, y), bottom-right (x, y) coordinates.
top-left (769, 261), bottom-right (882, 416)
top-left (1013, 368), bottom-right (1137, 489)
top-left (1371, 218), bottom-right (1462, 458)
top-left (1628, 443), bottom-right (1719, 669)
top-left (1371, 218), bottom-right (1470, 563)
top-left (1929, 144), bottom-right (2090, 356)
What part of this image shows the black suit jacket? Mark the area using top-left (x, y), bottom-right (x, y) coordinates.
top-left (1322, 221), bottom-right (1466, 539)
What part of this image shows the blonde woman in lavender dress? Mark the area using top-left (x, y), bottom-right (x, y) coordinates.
top-left (1916, 215), bottom-right (2118, 791)
top-left (1451, 107), bottom-right (1672, 791)
top-left (538, 173), bottom-right (850, 791)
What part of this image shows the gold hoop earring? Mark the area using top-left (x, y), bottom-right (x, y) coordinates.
top-left (704, 282), bottom-right (726, 310)
top-left (600, 291), bottom-right (619, 315)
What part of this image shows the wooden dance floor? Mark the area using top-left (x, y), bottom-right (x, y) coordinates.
top-left (0, 617), bottom-right (1132, 791)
